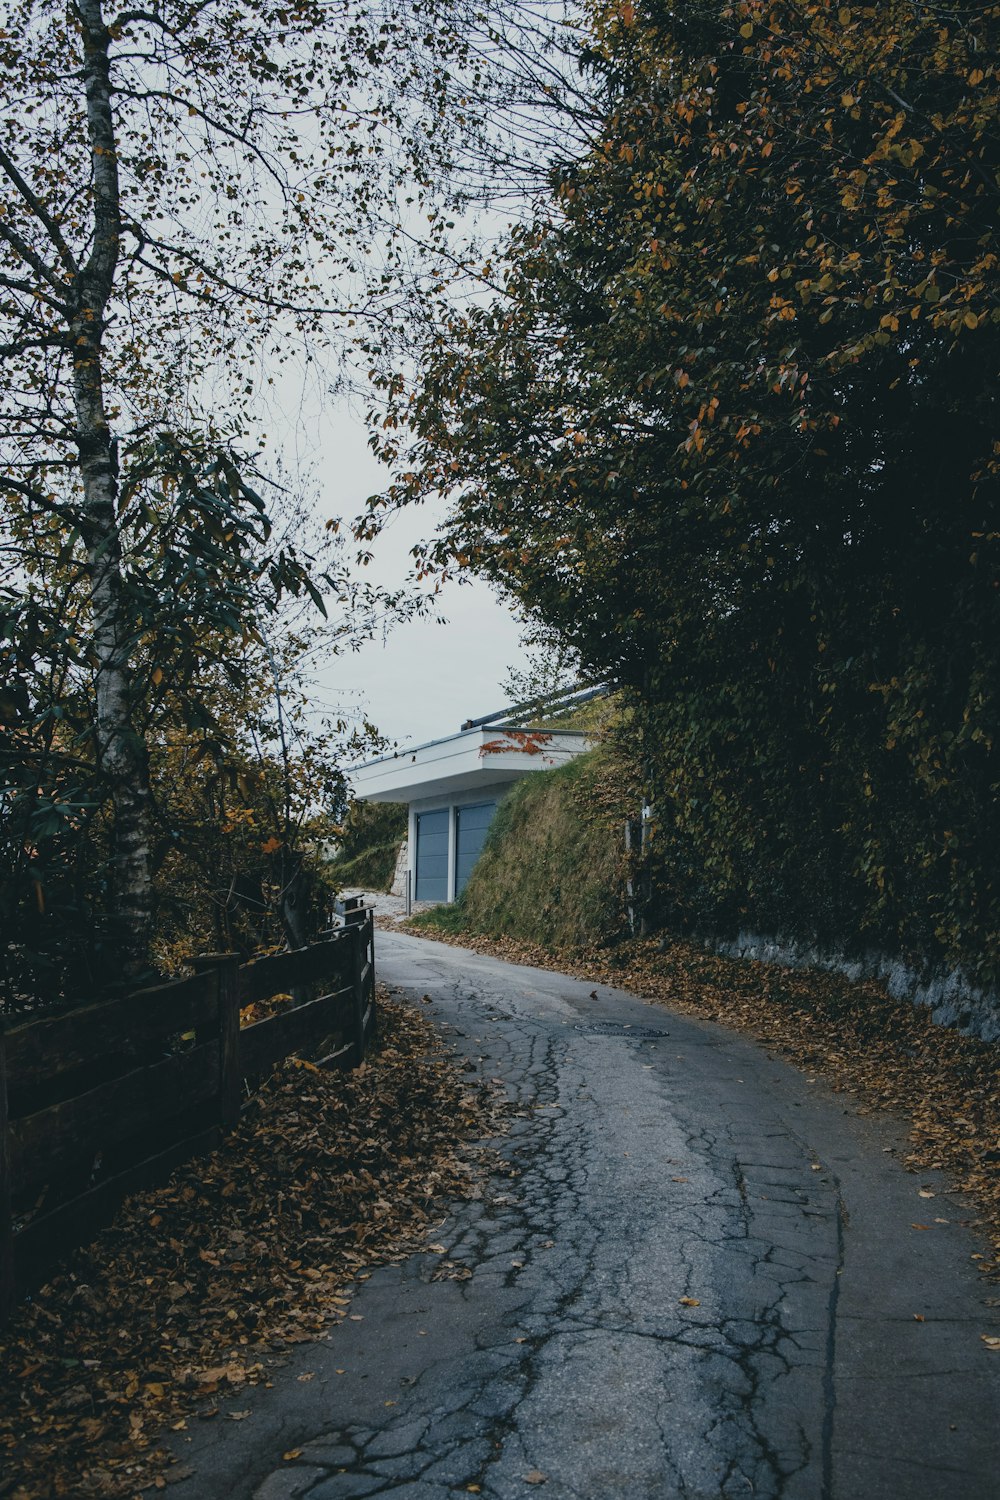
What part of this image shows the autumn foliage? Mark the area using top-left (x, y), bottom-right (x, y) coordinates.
top-left (373, 1), bottom-right (1000, 981)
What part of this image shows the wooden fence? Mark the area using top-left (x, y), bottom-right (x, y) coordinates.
top-left (0, 912), bottom-right (375, 1322)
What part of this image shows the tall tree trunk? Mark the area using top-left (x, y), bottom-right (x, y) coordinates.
top-left (72, 0), bottom-right (153, 975)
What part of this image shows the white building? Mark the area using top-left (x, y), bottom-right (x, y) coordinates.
top-left (351, 722), bottom-right (591, 903)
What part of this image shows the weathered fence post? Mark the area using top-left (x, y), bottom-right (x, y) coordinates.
top-left (0, 1028), bottom-right (13, 1321)
top-left (192, 954), bottom-right (242, 1131)
top-left (350, 918), bottom-right (368, 1067)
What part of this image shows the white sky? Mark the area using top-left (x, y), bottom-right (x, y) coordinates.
top-left (303, 400), bottom-right (530, 751)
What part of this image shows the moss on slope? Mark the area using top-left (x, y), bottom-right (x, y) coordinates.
top-left (416, 747), bottom-right (629, 951)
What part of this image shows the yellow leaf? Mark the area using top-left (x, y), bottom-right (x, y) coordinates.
top-left (739, 22), bottom-right (753, 38)
top-left (679, 1296), bottom-right (701, 1307)
top-left (151, 666), bottom-right (163, 686)
top-left (283, 1449), bottom-right (302, 1461)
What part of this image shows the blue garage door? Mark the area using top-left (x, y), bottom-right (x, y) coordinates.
top-left (455, 801), bottom-right (497, 896)
top-left (415, 809), bottom-right (449, 901)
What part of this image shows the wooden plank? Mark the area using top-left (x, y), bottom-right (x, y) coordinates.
top-left (316, 1039), bottom-right (355, 1071)
top-left (238, 936), bottom-right (351, 1007)
top-left (192, 956), bottom-right (242, 1132)
top-left (218, 956), bottom-right (242, 1132)
top-left (12, 1125), bottom-right (221, 1293)
top-left (9, 1043), bottom-right (219, 1196)
top-left (0, 1032), bottom-right (13, 1320)
top-left (6, 970), bottom-right (218, 1095)
top-left (350, 924), bottom-right (366, 1067)
top-left (238, 986), bottom-right (352, 1078)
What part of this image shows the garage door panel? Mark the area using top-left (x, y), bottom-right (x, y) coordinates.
top-left (415, 809), bottom-right (449, 901)
top-left (455, 801), bottom-right (497, 896)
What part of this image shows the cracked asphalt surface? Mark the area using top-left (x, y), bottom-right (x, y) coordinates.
top-left (167, 930), bottom-right (1000, 1500)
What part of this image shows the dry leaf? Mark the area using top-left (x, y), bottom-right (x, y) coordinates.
top-left (679, 1296), bottom-right (701, 1307)
top-left (524, 1472), bottom-right (548, 1485)
top-left (283, 1449), bottom-right (303, 1461)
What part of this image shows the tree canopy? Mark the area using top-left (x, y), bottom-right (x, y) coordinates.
top-left (0, 0), bottom-right (486, 995)
top-left (368, 1), bottom-right (1000, 978)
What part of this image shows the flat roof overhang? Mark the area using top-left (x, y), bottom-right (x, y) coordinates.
top-left (350, 726), bottom-right (590, 803)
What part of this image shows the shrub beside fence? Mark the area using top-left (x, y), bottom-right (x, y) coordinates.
top-left (0, 911), bottom-right (376, 1321)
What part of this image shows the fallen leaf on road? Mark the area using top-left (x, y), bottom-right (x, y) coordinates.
top-left (679, 1297), bottom-right (701, 1307)
top-left (297, 1373), bottom-right (314, 1382)
top-left (524, 1471), bottom-right (548, 1485)
top-left (283, 1449), bottom-right (302, 1461)
top-left (228, 1410), bottom-right (251, 1421)
top-left (981, 1335), bottom-right (1000, 1350)
top-left (671, 1176), bottom-right (689, 1183)
top-left (918, 1189), bottom-right (936, 1199)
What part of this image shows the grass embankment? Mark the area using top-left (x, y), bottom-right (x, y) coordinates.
top-left (0, 994), bottom-right (504, 1499)
top-left (330, 801), bottom-right (407, 894)
top-left (411, 748), bottom-right (630, 951)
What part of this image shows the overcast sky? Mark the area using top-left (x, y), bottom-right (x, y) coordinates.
top-left (298, 396), bottom-right (531, 753)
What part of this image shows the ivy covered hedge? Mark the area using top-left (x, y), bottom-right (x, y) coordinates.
top-left (374, 2), bottom-right (1000, 988)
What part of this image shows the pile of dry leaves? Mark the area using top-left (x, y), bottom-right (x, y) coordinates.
top-left (404, 922), bottom-right (1000, 1278)
top-left (0, 993), bottom-right (504, 1500)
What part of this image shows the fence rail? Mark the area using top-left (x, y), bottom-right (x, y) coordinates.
top-left (0, 911), bottom-right (376, 1322)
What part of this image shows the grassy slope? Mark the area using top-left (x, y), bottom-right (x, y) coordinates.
top-left (414, 747), bottom-right (628, 950)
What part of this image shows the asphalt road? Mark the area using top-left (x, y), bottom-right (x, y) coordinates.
top-left (169, 929), bottom-right (1000, 1500)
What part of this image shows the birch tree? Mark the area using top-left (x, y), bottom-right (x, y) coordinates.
top-left (0, 0), bottom-right (475, 979)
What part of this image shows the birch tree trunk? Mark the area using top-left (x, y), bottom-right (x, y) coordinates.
top-left (72, 0), bottom-right (153, 973)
